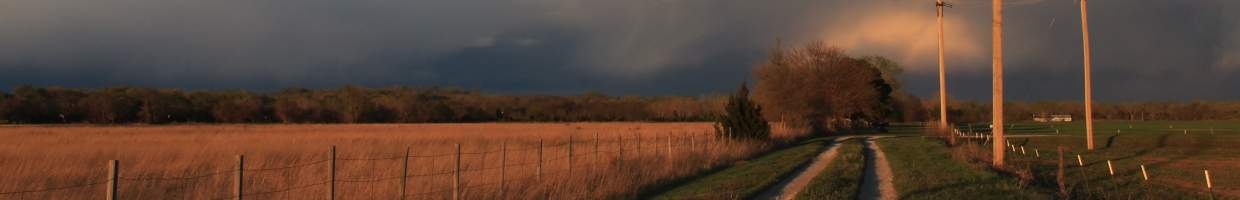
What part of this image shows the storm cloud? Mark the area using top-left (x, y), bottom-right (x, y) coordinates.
top-left (0, 0), bottom-right (1236, 100)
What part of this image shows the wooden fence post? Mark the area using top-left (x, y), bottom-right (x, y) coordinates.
top-left (236, 155), bottom-right (244, 200)
top-left (593, 133), bottom-right (599, 162)
top-left (1057, 147), bottom-right (1067, 196)
top-left (689, 132), bottom-right (696, 152)
top-left (107, 160), bottom-right (118, 200)
top-left (453, 144), bottom-right (461, 200)
top-left (635, 133), bottom-right (641, 158)
top-left (401, 147), bottom-right (409, 200)
top-left (617, 135), bottom-right (624, 165)
top-left (666, 133), bottom-right (672, 159)
top-left (500, 141), bottom-right (508, 196)
top-left (537, 139), bottom-right (544, 182)
top-left (568, 135), bottom-right (574, 178)
top-left (329, 146), bottom-right (336, 200)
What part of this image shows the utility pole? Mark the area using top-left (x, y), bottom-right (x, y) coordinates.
top-left (1080, 0), bottom-right (1095, 150)
top-left (937, 0), bottom-right (953, 145)
top-left (991, 0), bottom-right (1005, 167)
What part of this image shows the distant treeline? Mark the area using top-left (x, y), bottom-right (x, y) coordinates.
top-left (936, 100), bottom-right (1240, 122)
top-left (0, 86), bottom-right (724, 124)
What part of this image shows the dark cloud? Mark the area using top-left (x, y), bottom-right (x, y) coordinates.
top-left (0, 0), bottom-right (1235, 100)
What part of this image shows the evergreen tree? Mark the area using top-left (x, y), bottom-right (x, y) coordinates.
top-left (715, 82), bottom-right (770, 140)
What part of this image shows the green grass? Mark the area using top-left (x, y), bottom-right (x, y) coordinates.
top-left (880, 137), bottom-right (1050, 199)
top-left (954, 120), bottom-right (1239, 199)
top-left (653, 138), bottom-right (831, 199)
top-left (794, 138), bottom-right (864, 200)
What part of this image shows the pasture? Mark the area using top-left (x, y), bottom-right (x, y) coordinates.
top-left (0, 122), bottom-right (805, 199)
top-left (957, 121), bottom-right (1240, 199)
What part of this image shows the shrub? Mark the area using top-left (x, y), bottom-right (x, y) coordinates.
top-left (715, 82), bottom-right (770, 140)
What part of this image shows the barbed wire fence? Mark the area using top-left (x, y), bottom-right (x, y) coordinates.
top-left (947, 124), bottom-right (1233, 199)
top-left (0, 131), bottom-right (744, 200)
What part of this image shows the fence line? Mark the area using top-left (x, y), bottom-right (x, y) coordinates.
top-left (0, 132), bottom-right (732, 199)
top-left (946, 126), bottom-right (1230, 197)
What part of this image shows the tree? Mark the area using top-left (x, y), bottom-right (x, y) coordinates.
top-left (753, 42), bottom-right (895, 132)
top-left (0, 92), bottom-right (10, 123)
top-left (211, 91), bottom-right (266, 123)
top-left (715, 82), bottom-right (770, 140)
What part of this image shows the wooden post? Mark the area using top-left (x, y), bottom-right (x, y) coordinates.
top-left (635, 133), bottom-right (641, 157)
top-left (107, 160), bottom-right (118, 200)
top-left (329, 146), bottom-right (336, 200)
top-left (537, 139), bottom-right (544, 181)
top-left (937, 0), bottom-right (951, 145)
top-left (500, 141), bottom-right (507, 196)
top-left (594, 133), bottom-right (599, 162)
top-left (1077, 154), bottom-right (1084, 166)
top-left (689, 132), bottom-right (696, 152)
top-left (401, 147), bottom-right (409, 200)
top-left (666, 133), bottom-right (672, 159)
top-left (453, 144), bottom-right (461, 200)
top-left (617, 135), bottom-right (624, 165)
top-left (1020, 146), bottom-right (1026, 155)
top-left (236, 155), bottom-right (244, 200)
top-left (991, 0), bottom-right (1006, 168)
top-left (568, 135), bottom-right (574, 178)
top-left (1081, 0), bottom-right (1096, 151)
top-left (1035, 149), bottom-right (1040, 158)
top-left (1057, 147), bottom-right (1067, 196)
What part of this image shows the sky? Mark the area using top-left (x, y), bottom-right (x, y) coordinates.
top-left (0, 0), bottom-right (1237, 101)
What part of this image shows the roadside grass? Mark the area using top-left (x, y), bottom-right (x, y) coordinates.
top-left (794, 138), bottom-right (864, 200)
top-left (653, 138), bottom-right (831, 199)
top-left (880, 137), bottom-right (1050, 200)
top-left (954, 121), bottom-right (1240, 199)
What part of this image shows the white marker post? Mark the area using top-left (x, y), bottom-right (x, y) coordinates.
top-left (1020, 146), bottom-right (1026, 155)
top-left (1035, 149), bottom-right (1040, 158)
top-left (1077, 154), bottom-right (1084, 166)
top-left (1140, 164), bottom-right (1149, 181)
top-left (1106, 160), bottom-right (1114, 176)
top-left (1205, 169), bottom-right (1213, 189)
top-left (1206, 169), bottom-right (1214, 199)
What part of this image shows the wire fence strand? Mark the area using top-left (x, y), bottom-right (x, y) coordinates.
top-left (119, 170), bottom-right (237, 181)
top-left (0, 179), bottom-right (107, 196)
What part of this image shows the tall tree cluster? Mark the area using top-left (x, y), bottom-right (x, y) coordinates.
top-left (0, 86), bottom-right (724, 124)
top-left (752, 42), bottom-right (920, 132)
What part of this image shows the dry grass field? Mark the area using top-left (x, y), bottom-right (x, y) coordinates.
top-left (0, 122), bottom-right (806, 199)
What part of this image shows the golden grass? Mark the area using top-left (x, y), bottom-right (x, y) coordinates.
top-left (0, 122), bottom-right (805, 199)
